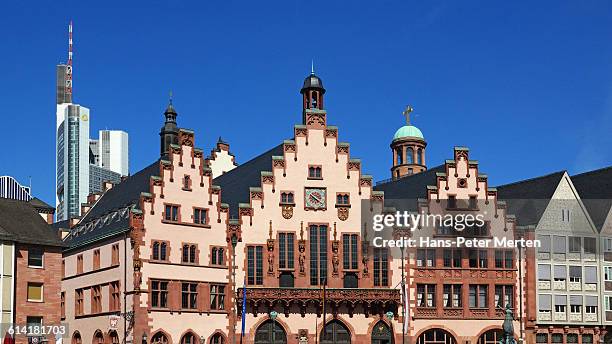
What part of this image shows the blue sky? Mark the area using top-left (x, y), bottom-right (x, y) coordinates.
top-left (1, 1), bottom-right (612, 205)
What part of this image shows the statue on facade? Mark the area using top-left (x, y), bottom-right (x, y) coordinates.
top-left (498, 304), bottom-right (517, 344)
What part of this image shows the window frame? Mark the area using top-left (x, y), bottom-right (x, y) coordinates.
top-left (164, 203), bottom-right (180, 222)
top-left (27, 282), bottom-right (44, 302)
top-left (210, 284), bottom-right (226, 311)
top-left (307, 165), bottom-right (323, 180)
top-left (28, 247), bottom-right (44, 268)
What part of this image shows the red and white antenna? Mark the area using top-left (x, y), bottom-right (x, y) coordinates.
top-left (66, 20), bottom-right (73, 97)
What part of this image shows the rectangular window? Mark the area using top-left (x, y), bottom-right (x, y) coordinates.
top-left (585, 266), bottom-right (597, 284)
top-left (568, 237), bottom-right (581, 253)
top-left (443, 249), bottom-right (462, 268)
top-left (342, 234), bottom-right (358, 270)
top-left (539, 294), bottom-right (552, 312)
top-left (193, 208), bottom-right (207, 225)
top-left (279, 233), bottom-right (295, 269)
top-left (165, 204), bottom-right (179, 222)
top-left (247, 246), bottom-right (263, 285)
top-left (538, 264), bottom-right (551, 281)
top-left (109, 281), bottom-right (120, 311)
top-left (151, 280), bottom-right (169, 308)
top-left (310, 225), bottom-right (328, 285)
top-left (538, 235), bottom-right (551, 253)
top-left (554, 295), bottom-right (566, 313)
top-left (336, 193), bottom-right (350, 206)
top-left (570, 295), bottom-right (582, 313)
top-left (554, 265), bottom-right (566, 281)
top-left (210, 284), bottom-right (225, 310)
top-left (181, 282), bottom-right (198, 309)
top-left (553, 236), bottom-right (566, 254)
top-left (93, 249), bottom-right (100, 270)
top-left (584, 237), bottom-right (596, 254)
top-left (308, 166), bottom-right (322, 179)
top-left (443, 284), bottom-right (462, 308)
top-left (26, 317), bottom-right (42, 334)
top-left (469, 285), bottom-right (488, 308)
top-left (373, 248), bottom-right (389, 286)
top-left (280, 192), bottom-right (295, 204)
top-left (112, 243), bottom-right (120, 266)
top-left (77, 254), bottom-right (83, 274)
top-left (60, 292), bottom-right (65, 318)
top-left (152, 241), bottom-right (168, 261)
top-left (27, 283), bottom-right (43, 302)
top-left (91, 285), bottom-right (102, 313)
top-left (182, 244), bottom-right (197, 264)
top-left (211, 247), bottom-right (225, 266)
top-left (28, 248), bottom-right (43, 268)
top-left (469, 249), bottom-right (488, 268)
top-left (75, 289), bottom-right (84, 315)
top-left (605, 267), bottom-right (612, 281)
top-left (417, 249), bottom-right (436, 267)
top-left (495, 285), bottom-right (513, 309)
top-left (417, 284), bottom-right (436, 307)
top-left (569, 266), bottom-right (582, 283)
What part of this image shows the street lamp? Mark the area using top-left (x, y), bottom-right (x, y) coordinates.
top-left (141, 333), bottom-right (147, 344)
top-left (270, 311), bottom-right (279, 344)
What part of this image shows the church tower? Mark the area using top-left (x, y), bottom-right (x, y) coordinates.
top-left (160, 96), bottom-right (179, 158)
top-left (390, 105), bottom-right (427, 179)
top-left (300, 65), bottom-right (326, 124)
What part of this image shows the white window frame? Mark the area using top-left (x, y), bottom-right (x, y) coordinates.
top-left (26, 282), bottom-right (44, 302)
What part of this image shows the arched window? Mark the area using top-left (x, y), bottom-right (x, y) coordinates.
top-left (153, 242), bottom-right (160, 260)
top-left (183, 175), bottom-right (191, 189)
top-left (312, 91), bottom-right (318, 108)
top-left (254, 320), bottom-right (287, 344)
top-left (371, 321), bottom-right (392, 344)
top-left (109, 331), bottom-right (120, 344)
top-left (72, 332), bottom-right (82, 344)
top-left (407, 147), bottom-right (414, 164)
top-left (320, 320), bottom-right (351, 344)
top-left (396, 148), bottom-right (403, 165)
top-left (417, 329), bottom-right (456, 344)
top-left (180, 332), bottom-right (196, 344)
top-left (151, 332), bottom-right (169, 344)
top-left (210, 333), bottom-right (224, 344)
top-left (417, 148), bottom-right (423, 165)
top-left (93, 330), bottom-right (104, 344)
top-left (160, 243), bottom-right (167, 260)
top-left (477, 330), bottom-right (503, 344)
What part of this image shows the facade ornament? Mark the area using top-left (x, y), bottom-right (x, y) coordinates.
top-left (298, 221), bottom-right (306, 276)
top-left (337, 207), bottom-right (349, 221)
top-left (267, 220), bottom-right (275, 275)
top-left (281, 205), bottom-right (293, 219)
top-left (332, 222), bottom-right (339, 276)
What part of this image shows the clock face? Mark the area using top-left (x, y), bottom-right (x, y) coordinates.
top-left (305, 188), bottom-right (326, 209)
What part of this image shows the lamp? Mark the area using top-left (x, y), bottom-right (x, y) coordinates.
top-left (270, 311), bottom-right (279, 344)
top-left (142, 333), bottom-right (147, 344)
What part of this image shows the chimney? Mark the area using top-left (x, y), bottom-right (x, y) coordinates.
top-left (103, 181), bottom-right (114, 192)
top-left (69, 217), bottom-right (80, 228)
top-left (81, 203), bottom-right (91, 215)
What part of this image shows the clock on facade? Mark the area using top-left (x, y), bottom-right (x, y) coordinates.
top-left (305, 188), bottom-right (326, 210)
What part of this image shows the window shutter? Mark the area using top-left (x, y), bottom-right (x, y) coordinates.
top-left (569, 266), bottom-right (582, 278)
top-left (554, 295), bottom-right (566, 306)
top-left (585, 266), bottom-right (597, 284)
top-left (539, 295), bottom-right (552, 310)
top-left (554, 266), bottom-right (566, 278)
top-left (538, 264), bottom-right (551, 280)
top-left (553, 236), bottom-right (566, 254)
top-left (585, 296), bottom-right (598, 307)
top-left (569, 295), bottom-right (582, 305)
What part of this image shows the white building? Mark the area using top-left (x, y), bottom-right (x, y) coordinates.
top-left (96, 130), bottom-right (129, 176)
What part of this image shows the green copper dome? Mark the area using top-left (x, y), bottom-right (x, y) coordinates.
top-left (393, 125), bottom-right (424, 140)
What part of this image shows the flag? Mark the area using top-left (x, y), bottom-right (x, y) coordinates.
top-left (240, 278), bottom-right (247, 344)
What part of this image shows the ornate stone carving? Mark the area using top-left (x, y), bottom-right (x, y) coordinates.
top-left (273, 159), bottom-right (285, 169)
top-left (282, 205), bottom-right (293, 219)
top-left (306, 113), bottom-right (326, 127)
top-left (267, 221), bottom-right (275, 275)
top-left (337, 207), bottom-right (349, 221)
top-left (298, 222), bottom-right (306, 276)
top-left (284, 143), bottom-right (296, 153)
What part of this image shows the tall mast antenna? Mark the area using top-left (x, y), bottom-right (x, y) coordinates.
top-left (68, 20), bottom-right (73, 66)
top-left (66, 20), bottom-right (73, 99)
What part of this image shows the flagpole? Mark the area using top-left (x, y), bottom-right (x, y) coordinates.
top-left (401, 244), bottom-right (406, 344)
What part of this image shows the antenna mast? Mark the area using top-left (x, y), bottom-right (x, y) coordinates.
top-left (66, 20), bottom-right (73, 99)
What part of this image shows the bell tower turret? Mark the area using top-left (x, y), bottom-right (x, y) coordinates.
top-left (390, 105), bottom-right (427, 179)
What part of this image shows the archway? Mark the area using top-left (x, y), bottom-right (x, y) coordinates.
top-left (371, 321), bottom-right (392, 344)
top-left (254, 320), bottom-right (287, 344)
top-left (210, 333), bottom-right (225, 344)
top-left (151, 332), bottom-right (170, 344)
top-left (72, 332), bottom-right (82, 344)
top-left (320, 320), bottom-right (351, 344)
top-left (416, 329), bottom-right (456, 344)
top-left (109, 331), bottom-right (119, 344)
top-left (477, 329), bottom-right (503, 344)
top-left (180, 332), bottom-right (197, 344)
top-left (92, 331), bottom-right (104, 344)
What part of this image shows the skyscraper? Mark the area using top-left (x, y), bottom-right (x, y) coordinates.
top-left (97, 130), bottom-right (129, 176)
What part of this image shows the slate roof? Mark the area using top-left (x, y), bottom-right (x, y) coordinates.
top-left (572, 166), bottom-right (612, 231)
top-left (496, 171), bottom-right (565, 227)
top-left (0, 198), bottom-right (63, 246)
top-left (29, 197), bottom-right (54, 211)
top-left (64, 160), bottom-right (160, 249)
top-left (373, 165), bottom-right (446, 211)
top-left (213, 143), bottom-right (284, 218)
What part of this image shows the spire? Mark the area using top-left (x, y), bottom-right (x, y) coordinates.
top-left (68, 20), bottom-right (73, 66)
top-left (311, 59), bottom-right (315, 75)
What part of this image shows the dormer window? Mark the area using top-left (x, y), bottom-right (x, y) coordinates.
top-left (447, 196), bottom-right (457, 210)
top-left (308, 166), bottom-right (322, 179)
top-left (280, 192), bottom-right (295, 205)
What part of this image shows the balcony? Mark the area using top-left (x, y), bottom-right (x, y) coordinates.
top-left (237, 287), bottom-right (400, 317)
top-left (538, 311), bottom-right (552, 321)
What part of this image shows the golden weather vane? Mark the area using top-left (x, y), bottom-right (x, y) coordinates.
top-left (402, 105), bottom-right (414, 125)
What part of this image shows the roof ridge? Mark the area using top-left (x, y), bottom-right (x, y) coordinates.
top-left (497, 170), bottom-right (565, 189)
top-left (572, 165), bottom-right (612, 178)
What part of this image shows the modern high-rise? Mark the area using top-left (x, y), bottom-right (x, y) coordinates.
top-left (0, 176), bottom-right (32, 201)
top-left (96, 130), bottom-right (129, 176)
top-left (56, 103), bottom-right (90, 221)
